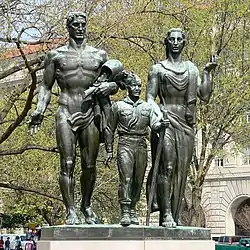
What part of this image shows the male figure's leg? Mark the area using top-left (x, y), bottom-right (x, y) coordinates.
top-left (56, 112), bottom-right (79, 225)
top-left (78, 120), bottom-right (100, 224)
top-left (130, 139), bottom-right (147, 225)
top-left (117, 138), bottom-right (134, 226)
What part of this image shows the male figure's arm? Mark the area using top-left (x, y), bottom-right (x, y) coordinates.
top-left (97, 79), bottom-right (119, 96)
top-left (105, 102), bottom-right (118, 165)
top-left (96, 51), bottom-right (120, 96)
top-left (29, 51), bottom-right (57, 134)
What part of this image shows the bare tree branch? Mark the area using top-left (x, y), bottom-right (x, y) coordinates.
top-left (0, 40), bottom-right (38, 143)
top-left (0, 56), bottom-right (44, 80)
top-left (0, 144), bottom-right (58, 156)
top-left (109, 35), bottom-right (157, 62)
top-left (0, 182), bottom-right (62, 202)
top-left (0, 37), bottom-right (65, 45)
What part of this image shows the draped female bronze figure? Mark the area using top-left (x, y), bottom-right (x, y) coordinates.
top-left (146, 28), bottom-right (217, 227)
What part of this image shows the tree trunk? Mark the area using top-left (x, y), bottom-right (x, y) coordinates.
top-left (188, 185), bottom-right (205, 227)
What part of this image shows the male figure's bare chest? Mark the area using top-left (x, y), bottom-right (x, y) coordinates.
top-left (55, 49), bottom-right (102, 73)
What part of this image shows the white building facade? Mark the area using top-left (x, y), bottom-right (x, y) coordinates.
top-left (202, 153), bottom-right (250, 236)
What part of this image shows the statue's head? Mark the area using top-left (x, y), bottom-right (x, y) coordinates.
top-left (66, 12), bottom-right (87, 40)
top-left (125, 72), bottom-right (142, 99)
top-left (164, 28), bottom-right (186, 57)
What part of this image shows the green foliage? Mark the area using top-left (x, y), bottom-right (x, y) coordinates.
top-left (1, 213), bottom-right (28, 229)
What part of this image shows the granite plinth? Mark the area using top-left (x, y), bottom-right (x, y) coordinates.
top-left (37, 225), bottom-right (215, 250)
top-left (41, 224), bottom-right (211, 241)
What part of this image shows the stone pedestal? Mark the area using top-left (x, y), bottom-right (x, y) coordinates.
top-left (37, 224), bottom-right (215, 250)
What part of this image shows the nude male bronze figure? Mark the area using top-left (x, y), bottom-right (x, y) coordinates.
top-left (29, 12), bottom-right (122, 225)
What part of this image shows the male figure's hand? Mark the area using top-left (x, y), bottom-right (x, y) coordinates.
top-left (96, 82), bottom-right (117, 96)
top-left (105, 152), bottom-right (113, 167)
top-left (28, 110), bottom-right (44, 135)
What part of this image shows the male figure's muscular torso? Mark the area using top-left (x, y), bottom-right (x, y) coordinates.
top-left (48, 45), bottom-right (107, 115)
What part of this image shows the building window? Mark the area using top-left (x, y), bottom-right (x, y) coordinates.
top-left (215, 158), bottom-right (224, 167)
top-left (243, 156), bottom-right (250, 165)
top-left (243, 145), bottom-right (250, 165)
top-left (246, 112), bottom-right (250, 123)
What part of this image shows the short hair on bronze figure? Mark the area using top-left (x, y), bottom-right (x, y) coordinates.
top-left (164, 28), bottom-right (187, 57)
top-left (66, 12), bottom-right (86, 27)
top-left (125, 71), bottom-right (141, 88)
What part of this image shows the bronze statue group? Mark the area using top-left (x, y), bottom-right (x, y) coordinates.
top-left (29, 12), bottom-right (217, 227)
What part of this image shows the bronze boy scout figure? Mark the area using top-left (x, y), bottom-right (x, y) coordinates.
top-left (108, 72), bottom-right (167, 226)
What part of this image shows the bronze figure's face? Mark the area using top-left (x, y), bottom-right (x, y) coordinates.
top-left (127, 77), bottom-right (142, 99)
top-left (167, 30), bottom-right (185, 54)
top-left (67, 13), bottom-right (86, 40)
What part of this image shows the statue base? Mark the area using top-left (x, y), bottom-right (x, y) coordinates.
top-left (37, 224), bottom-right (215, 250)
